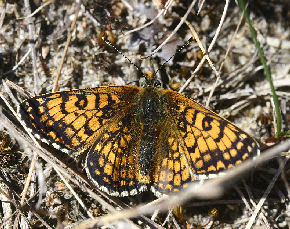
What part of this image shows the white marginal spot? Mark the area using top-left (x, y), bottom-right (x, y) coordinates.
top-left (120, 191), bottom-right (129, 197)
top-left (208, 174), bottom-right (219, 179)
top-left (41, 138), bottom-right (49, 144)
top-left (196, 172), bottom-right (226, 181)
top-left (130, 189), bottom-right (137, 195)
top-left (253, 148), bottom-right (261, 158)
top-left (139, 185), bottom-right (147, 192)
top-left (18, 114), bottom-right (72, 154)
top-left (34, 133), bottom-right (41, 140)
top-left (52, 142), bottom-right (60, 149)
top-left (60, 147), bottom-right (70, 154)
top-left (150, 186), bottom-right (167, 198)
top-left (85, 164), bottom-right (123, 197)
top-left (195, 174), bottom-right (208, 180)
top-left (41, 137), bottom-right (70, 154)
top-left (110, 191), bottom-right (120, 197)
top-left (100, 186), bottom-right (109, 194)
top-left (217, 172), bottom-right (225, 176)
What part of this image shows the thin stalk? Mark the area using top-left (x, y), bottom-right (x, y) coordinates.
top-left (237, 0), bottom-right (282, 137)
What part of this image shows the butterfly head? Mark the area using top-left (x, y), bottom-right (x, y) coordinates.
top-left (141, 72), bottom-right (161, 88)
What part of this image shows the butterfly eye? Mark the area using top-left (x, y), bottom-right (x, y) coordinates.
top-left (154, 80), bottom-right (161, 87)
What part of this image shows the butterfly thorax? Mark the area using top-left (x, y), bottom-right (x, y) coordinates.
top-left (133, 85), bottom-right (167, 177)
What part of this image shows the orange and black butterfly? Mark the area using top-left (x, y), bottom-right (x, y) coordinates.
top-left (18, 75), bottom-right (259, 197)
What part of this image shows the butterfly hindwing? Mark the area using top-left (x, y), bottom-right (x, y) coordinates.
top-left (151, 121), bottom-right (195, 196)
top-left (85, 107), bottom-right (152, 197)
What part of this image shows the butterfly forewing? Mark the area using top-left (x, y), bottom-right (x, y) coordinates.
top-left (18, 86), bottom-right (141, 153)
top-left (162, 89), bottom-right (259, 179)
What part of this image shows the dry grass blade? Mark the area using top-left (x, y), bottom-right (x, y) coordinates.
top-left (3, 49), bottom-right (31, 76)
top-left (53, 167), bottom-right (94, 219)
top-left (52, 1), bottom-right (81, 92)
top-left (142, 0), bottom-right (198, 58)
top-left (184, 20), bottom-right (218, 76)
top-left (24, 0), bottom-right (39, 94)
top-left (122, 0), bottom-right (174, 38)
top-left (179, 0), bottom-right (230, 94)
top-left (0, 1), bottom-right (6, 28)
top-left (18, 0), bottom-right (54, 20)
top-left (183, 19), bottom-right (219, 107)
top-left (235, 185), bottom-right (271, 228)
top-left (245, 159), bottom-right (288, 229)
top-left (0, 82), bottom-right (39, 207)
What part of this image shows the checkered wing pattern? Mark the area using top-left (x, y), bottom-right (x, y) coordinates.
top-left (18, 86), bottom-right (141, 153)
top-left (151, 89), bottom-right (259, 195)
top-left (18, 83), bottom-right (260, 197)
top-left (86, 109), bottom-right (152, 197)
top-left (152, 120), bottom-right (195, 195)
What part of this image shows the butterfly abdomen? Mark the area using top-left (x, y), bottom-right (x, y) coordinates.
top-left (136, 87), bottom-right (167, 176)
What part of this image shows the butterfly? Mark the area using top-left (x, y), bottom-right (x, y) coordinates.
top-left (18, 74), bottom-right (259, 197)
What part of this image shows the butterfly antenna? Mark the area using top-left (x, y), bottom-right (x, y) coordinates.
top-left (101, 36), bottom-right (146, 78)
top-left (154, 37), bottom-right (194, 76)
